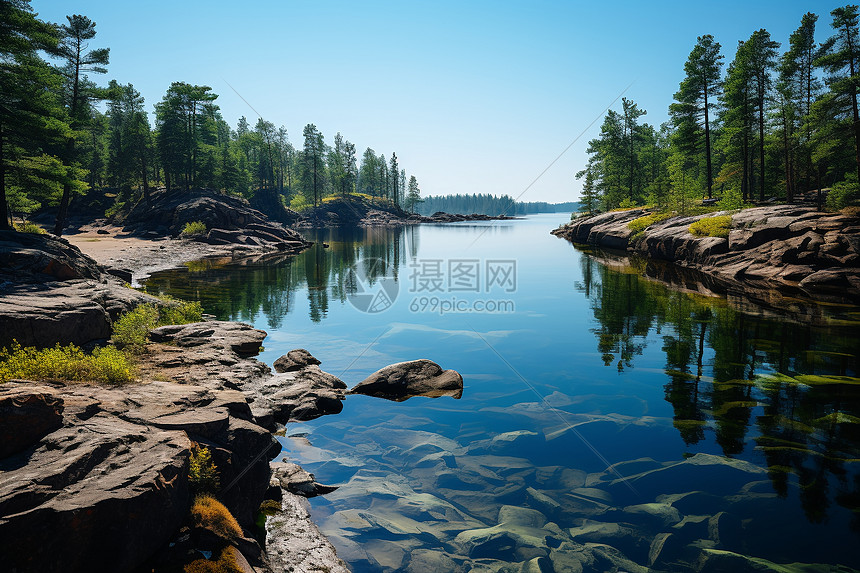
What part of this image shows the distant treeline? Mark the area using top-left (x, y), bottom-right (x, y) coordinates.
top-left (415, 194), bottom-right (580, 216)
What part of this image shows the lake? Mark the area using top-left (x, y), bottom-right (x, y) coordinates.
top-left (145, 213), bottom-right (860, 572)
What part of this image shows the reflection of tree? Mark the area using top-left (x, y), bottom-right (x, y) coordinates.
top-left (144, 225), bottom-right (411, 326)
top-left (577, 250), bottom-right (860, 525)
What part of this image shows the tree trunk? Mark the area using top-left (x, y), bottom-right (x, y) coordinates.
top-left (703, 77), bottom-right (713, 199)
top-left (0, 123), bottom-right (9, 230)
top-left (758, 91), bottom-right (766, 202)
top-left (846, 21), bottom-right (860, 187)
top-left (782, 105), bottom-right (793, 202)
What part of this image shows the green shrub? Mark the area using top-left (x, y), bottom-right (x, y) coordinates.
top-left (13, 222), bottom-right (45, 234)
top-left (689, 215), bottom-right (732, 238)
top-left (0, 341), bottom-right (134, 384)
top-left (189, 445), bottom-right (220, 494)
top-left (827, 175), bottom-right (859, 211)
top-left (112, 298), bottom-right (203, 353)
top-left (181, 220), bottom-right (208, 236)
top-left (112, 303), bottom-right (160, 352)
top-left (627, 212), bottom-right (671, 235)
top-left (716, 187), bottom-right (745, 211)
top-left (289, 195), bottom-right (312, 212)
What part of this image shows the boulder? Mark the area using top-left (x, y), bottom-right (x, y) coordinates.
top-left (349, 359), bottom-right (464, 402)
top-left (273, 348), bottom-right (321, 373)
top-left (271, 462), bottom-right (338, 498)
top-left (243, 350), bottom-right (346, 424)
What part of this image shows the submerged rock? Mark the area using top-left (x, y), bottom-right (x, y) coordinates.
top-left (349, 359), bottom-right (464, 401)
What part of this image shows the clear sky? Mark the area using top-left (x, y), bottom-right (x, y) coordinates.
top-left (32, 0), bottom-right (845, 203)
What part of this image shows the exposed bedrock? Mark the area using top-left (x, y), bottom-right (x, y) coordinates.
top-left (552, 205), bottom-right (860, 302)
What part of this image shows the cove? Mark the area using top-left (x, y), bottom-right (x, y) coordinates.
top-left (145, 213), bottom-right (860, 572)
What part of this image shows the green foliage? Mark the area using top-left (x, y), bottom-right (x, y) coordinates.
top-left (827, 175), bottom-right (859, 210)
top-left (189, 445), bottom-right (220, 494)
top-left (689, 215), bottom-right (732, 238)
top-left (190, 495), bottom-right (243, 540)
top-left (0, 341), bottom-right (133, 384)
top-left (111, 303), bottom-right (159, 352)
top-left (290, 194), bottom-right (312, 212)
top-left (13, 222), bottom-right (46, 234)
top-left (618, 197), bottom-right (638, 209)
top-left (111, 299), bottom-right (203, 352)
top-left (181, 220), bottom-right (207, 236)
top-left (628, 212), bottom-right (671, 236)
top-left (716, 187), bottom-right (746, 211)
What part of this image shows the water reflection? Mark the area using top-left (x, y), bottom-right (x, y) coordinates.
top-left (576, 250), bottom-right (860, 526)
top-left (144, 225), bottom-right (413, 326)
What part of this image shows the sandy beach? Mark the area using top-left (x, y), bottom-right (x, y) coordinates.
top-left (65, 223), bottom-right (234, 286)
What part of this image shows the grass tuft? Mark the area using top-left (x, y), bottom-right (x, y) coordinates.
top-left (191, 494), bottom-right (243, 540)
top-left (183, 546), bottom-right (243, 573)
top-left (13, 222), bottom-right (46, 234)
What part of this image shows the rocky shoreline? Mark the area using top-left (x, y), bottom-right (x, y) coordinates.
top-left (0, 228), bottom-right (464, 572)
top-left (552, 205), bottom-right (860, 304)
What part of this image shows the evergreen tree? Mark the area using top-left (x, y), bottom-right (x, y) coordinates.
top-left (388, 152), bottom-right (399, 207)
top-left (720, 40), bottom-right (756, 200)
top-left (0, 0), bottom-right (63, 229)
top-left (747, 29), bottom-right (780, 201)
top-left (670, 35), bottom-right (723, 198)
top-left (818, 5), bottom-right (860, 187)
top-left (53, 14), bottom-right (110, 235)
top-left (300, 123), bottom-right (325, 206)
top-left (405, 175), bottom-right (422, 213)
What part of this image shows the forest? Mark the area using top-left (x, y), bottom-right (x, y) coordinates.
top-left (415, 194), bottom-right (579, 216)
top-left (0, 1), bottom-right (423, 234)
top-left (578, 7), bottom-right (860, 215)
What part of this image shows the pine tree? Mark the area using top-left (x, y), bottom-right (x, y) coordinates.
top-left (747, 29), bottom-right (780, 201)
top-left (405, 175), bottom-right (422, 213)
top-left (818, 5), bottom-right (860, 187)
top-left (0, 0), bottom-right (63, 229)
top-left (670, 35), bottom-right (723, 198)
top-left (53, 14), bottom-right (110, 235)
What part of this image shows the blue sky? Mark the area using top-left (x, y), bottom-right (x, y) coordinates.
top-left (33, 0), bottom-right (844, 202)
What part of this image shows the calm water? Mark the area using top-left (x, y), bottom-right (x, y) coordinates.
top-left (145, 214), bottom-right (860, 572)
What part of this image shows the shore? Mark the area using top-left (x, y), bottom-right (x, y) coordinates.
top-left (552, 205), bottom-right (860, 304)
top-left (65, 223), bottom-right (243, 286)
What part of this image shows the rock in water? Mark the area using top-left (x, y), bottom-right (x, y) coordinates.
top-left (273, 349), bottom-right (321, 373)
top-left (349, 359), bottom-right (463, 402)
top-left (244, 349), bottom-right (346, 424)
